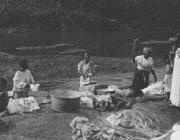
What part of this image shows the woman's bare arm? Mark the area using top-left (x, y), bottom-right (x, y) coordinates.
top-left (131, 38), bottom-right (139, 63)
top-left (150, 69), bottom-right (157, 82)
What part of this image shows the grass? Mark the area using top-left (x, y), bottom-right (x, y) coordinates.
top-left (0, 53), bottom-right (173, 140)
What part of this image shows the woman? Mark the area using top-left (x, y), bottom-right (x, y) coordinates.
top-left (132, 47), bottom-right (157, 97)
top-left (13, 59), bottom-right (35, 98)
top-left (78, 52), bottom-right (95, 86)
top-left (170, 48), bottom-right (180, 107)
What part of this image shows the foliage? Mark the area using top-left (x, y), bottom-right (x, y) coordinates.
top-left (0, 0), bottom-right (179, 31)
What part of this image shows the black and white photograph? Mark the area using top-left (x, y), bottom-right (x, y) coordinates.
top-left (0, 0), bottom-right (180, 140)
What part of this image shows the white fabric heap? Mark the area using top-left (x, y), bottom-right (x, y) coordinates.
top-left (142, 82), bottom-right (164, 95)
top-left (95, 94), bottom-right (112, 103)
top-left (107, 85), bottom-right (119, 92)
top-left (80, 92), bottom-right (112, 109)
top-left (30, 83), bottom-right (40, 92)
top-left (171, 122), bottom-right (180, 140)
top-left (80, 91), bottom-right (95, 108)
top-left (80, 96), bottom-right (94, 108)
top-left (7, 96), bottom-right (40, 114)
top-left (171, 132), bottom-right (180, 140)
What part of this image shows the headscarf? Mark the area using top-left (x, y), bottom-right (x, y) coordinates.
top-left (143, 47), bottom-right (152, 55)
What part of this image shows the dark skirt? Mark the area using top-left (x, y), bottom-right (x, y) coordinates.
top-left (13, 89), bottom-right (30, 99)
top-left (132, 69), bottom-right (150, 97)
top-left (0, 92), bottom-right (9, 112)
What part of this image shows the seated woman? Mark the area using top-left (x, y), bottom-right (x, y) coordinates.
top-left (13, 59), bottom-right (35, 98)
top-left (78, 52), bottom-right (95, 86)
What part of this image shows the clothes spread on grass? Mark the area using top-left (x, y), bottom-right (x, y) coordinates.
top-left (141, 82), bottom-right (164, 95)
top-left (106, 114), bottom-right (134, 129)
top-left (69, 117), bottom-right (123, 140)
top-left (106, 110), bottom-right (162, 138)
top-left (7, 96), bottom-right (40, 114)
top-left (80, 87), bottom-right (128, 112)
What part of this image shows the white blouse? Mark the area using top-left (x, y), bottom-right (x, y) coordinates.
top-left (135, 55), bottom-right (153, 70)
top-left (13, 69), bottom-right (35, 91)
top-left (78, 61), bottom-right (94, 76)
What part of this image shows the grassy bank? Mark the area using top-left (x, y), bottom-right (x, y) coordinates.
top-left (0, 53), bottom-right (164, 89)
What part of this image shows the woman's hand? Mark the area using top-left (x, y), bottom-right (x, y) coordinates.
top-left (154, 76), bottom-right (157, 83)
top-left (150, 69), bottom-right (157, 83)
top-left (88, 73), bottom-right (93, 77)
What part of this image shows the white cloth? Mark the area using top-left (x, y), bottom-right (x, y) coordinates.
top-left (163, 74), bottom-right (172, 93)
top-left (141, 82), bottom-right (164, 95)
top-left (135, 55), bottom-right (153, 70)
top-left (78, 61), bottom-right (94, 86)
top-left (7, 97), bottom-right (40, 114)
top-left (170, 54), bottom-right (180, 107)
top-left (80, 96), bottom-right (94, 108)
top-left (13, 70), bottom-right (35, 91)
top-left (171, 131), bottom-right (180, 140)
top-left (30, 83), bottom-right (40, 92)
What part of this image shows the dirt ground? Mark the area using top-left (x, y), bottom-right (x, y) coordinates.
top-left (0, 53), bottom-right (178, 140)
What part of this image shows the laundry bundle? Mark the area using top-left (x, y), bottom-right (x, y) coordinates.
top-left (69, 117), bottom-right (122, 140)
top-left (30, 83), bottom-right (40, 92)
top-left (142, 82), bottom-right (164, 95)
top-left (7, 97), bottom-right (40, 114)
top-left (80, 91), bottom-right (95, 109)
top-left (80, 96), bottom-right (94, 108)
top-left (94, 94), bottom-right (112, 112)
top-left (80, 89), bottom-right (128, 112)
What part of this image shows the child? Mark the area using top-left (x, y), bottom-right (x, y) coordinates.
top-left (0, 78), bottom-right (9, 115)
top-left (13, 59), bottom-right (35, 98)
top-left (163, 54), bottom-right (173, 100)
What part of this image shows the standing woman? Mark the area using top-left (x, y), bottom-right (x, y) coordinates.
top-left (170, 48), bottom-right (180, 107)
top-left (131, 47), bottom-right (157, 97)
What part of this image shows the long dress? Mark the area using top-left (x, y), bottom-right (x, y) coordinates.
top-left (170, 55), bottom-right (180, 107)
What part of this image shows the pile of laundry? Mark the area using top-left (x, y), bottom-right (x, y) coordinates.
top-left (7, 96), bottom-right (40, 114)
top-left (69, 117), bottom-right (124, 140)
top-left (80, 86), bottom-right (129, 112)
top-left (142, 82), bottom-right (164, 95)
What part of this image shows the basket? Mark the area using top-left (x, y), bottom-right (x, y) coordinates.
top-left (51, 89), bottom-right (81, 112)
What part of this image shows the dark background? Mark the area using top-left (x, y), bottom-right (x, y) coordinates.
top-left (0, 0), bottom-right (179, 57)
